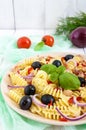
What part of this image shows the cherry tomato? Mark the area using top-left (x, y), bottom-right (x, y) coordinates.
top-left (42, 35), bottom-right (54, 47)
top-left (17, 36), bottom-right (31, 49)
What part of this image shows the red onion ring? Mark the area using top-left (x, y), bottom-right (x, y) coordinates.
top-left (31, 94), bottom-right (47, 108)
top-left (8, 85), bottom-right (25, 88)
top-left (23, 73), bottom-right (34, 80)
top-left (56, 106), bottom-right (86, 121)
top-left (73, 96), bottom-right (86, 107)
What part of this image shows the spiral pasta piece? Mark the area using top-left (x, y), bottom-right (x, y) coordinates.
top-left (30, 103), bottom-right (60, 120)
top-left (41, 85), bottom-right (60, 99)
top-left (67, 60), bottom-right (76, 70)
top-left (73, 55), bottom-right (82, 62)
top-left (17, 58), bottom-right (38, 69)
top-left (35, 70), bottom-right (48, 80)
top-left (32, 77), bottom-right (48, 93)
top-left (13, 88), bottom-right (24, 95)
top-left (8, 89), bottom-right (23, 104)
top-left (19, 66), bottom-right (30, 76)
top-left (42, 105), bottom-right (59, 120)
top-left (80, 87), bottom-right (86, 101)
top-left (9, 72), bottom-right (28, 86)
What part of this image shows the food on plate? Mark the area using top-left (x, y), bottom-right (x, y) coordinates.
top-left (7, 54), bottom-right (86, 121)
top-left (17, 36), bottom-right (31, 49)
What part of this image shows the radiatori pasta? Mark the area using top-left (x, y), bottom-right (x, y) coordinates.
top-left (7, 54), bottom-right (86, 121)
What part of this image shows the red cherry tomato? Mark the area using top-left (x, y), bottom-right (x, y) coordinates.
top-left (17, 36), bottom-right (31, 49)
top-left (42, 35), bottom-right (54, 47)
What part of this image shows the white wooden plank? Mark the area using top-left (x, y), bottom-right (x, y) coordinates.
top-left (44, 29), bottom-right (55, 35)
top-left (45, 0), bottom-right (78, 30)
top-left (13, 29), bottom-right (44, 37)
top-left (76, 0), bottom-right (86, 12)
top-left (14, 0), bottom-right (45, 29)
top-left (0, 30), bottom-right (14, 36)
top-left (0, 0), bottom-right (14, 29)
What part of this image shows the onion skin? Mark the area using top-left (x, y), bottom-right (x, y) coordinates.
top-left (70, 27), bottom-right (86, 48)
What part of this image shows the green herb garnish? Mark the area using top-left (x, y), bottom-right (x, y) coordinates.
top-left (56, 65), bottom-right (66, 75)
top-left (49, 72), bottom-right (59, 82)
top-left (59, 72), bottom-right (80, 90)
top-left (55, 12), bottom-right (86, 38)
top-left (41, 64), bottom-right (65, 83)
top-left (34, 41), bottom-right (44, 51)
top-left (41, 64), bottom-right (57, 74)
top-left (41, 64), bottom-right (80, 90)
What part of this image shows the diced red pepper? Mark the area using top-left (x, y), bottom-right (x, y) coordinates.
top-left (46, 56), bottom-right (53, 62)
top-left (77, 63), bottom-right (79, 66)
top-left (28, 67), bottom-right (34, 74)
top-left (68, 97), bottom-right (74, 104)
top-left (59, 117), bottom-right (68, 122)
top-left (17, 70), bottom-right (20, 74)
top-left (48, 100), bottom-right (53, 106)
top-left (77, 96), bottom-right (82, 101)
top-left (47, 80), bottom-right (52, 84)
top-left (82, 63), bottom-right (86, 67)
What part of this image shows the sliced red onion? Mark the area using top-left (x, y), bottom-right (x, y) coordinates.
top-left (8, 85), bottom-right (25, 88)
top-left (73, 96), bottom-right (86, 107)
top-left (31, 94), bottom-right (47, 108)
top-left (23, 73), bottom-right (34, 80)
top-left (56, 106), bottom-right (86, 121)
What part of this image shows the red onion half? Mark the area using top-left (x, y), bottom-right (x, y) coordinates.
top-left (70, 27), bottom-right (86, 48)
top-left (56, 106), bottom-right (86, 121)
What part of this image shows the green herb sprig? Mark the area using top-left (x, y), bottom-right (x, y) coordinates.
top-left (55, 12), bottom-right (86, 38)
top-left (41, 64), bottom-right (80, 90)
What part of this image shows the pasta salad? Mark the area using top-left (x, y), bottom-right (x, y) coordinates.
top-left (7, 53), bottom-right (86, 122)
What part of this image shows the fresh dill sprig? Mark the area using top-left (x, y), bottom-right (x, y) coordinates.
top-left (55, 12), bottom-right (86, 38)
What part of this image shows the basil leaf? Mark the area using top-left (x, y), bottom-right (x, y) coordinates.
top-left (41, 64), bottom-right (57, 74)
top-left (34, 41), bottom-right (44, 51)
top-left (59, 72), bottom-right (80, 90)
top-left (56, 65), bottom-right (66, 75)
top-left (49, 72), bottom-right (59, 82)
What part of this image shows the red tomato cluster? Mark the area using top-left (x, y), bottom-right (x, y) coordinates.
top-left (17, 35), bottom-right (54, 49)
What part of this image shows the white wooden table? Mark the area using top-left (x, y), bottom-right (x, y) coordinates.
top-left (0, 30), bottom-right (86, 130)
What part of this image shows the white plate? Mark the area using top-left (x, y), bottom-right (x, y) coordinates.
top-left (1, 52), bottom-right (86, 126)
